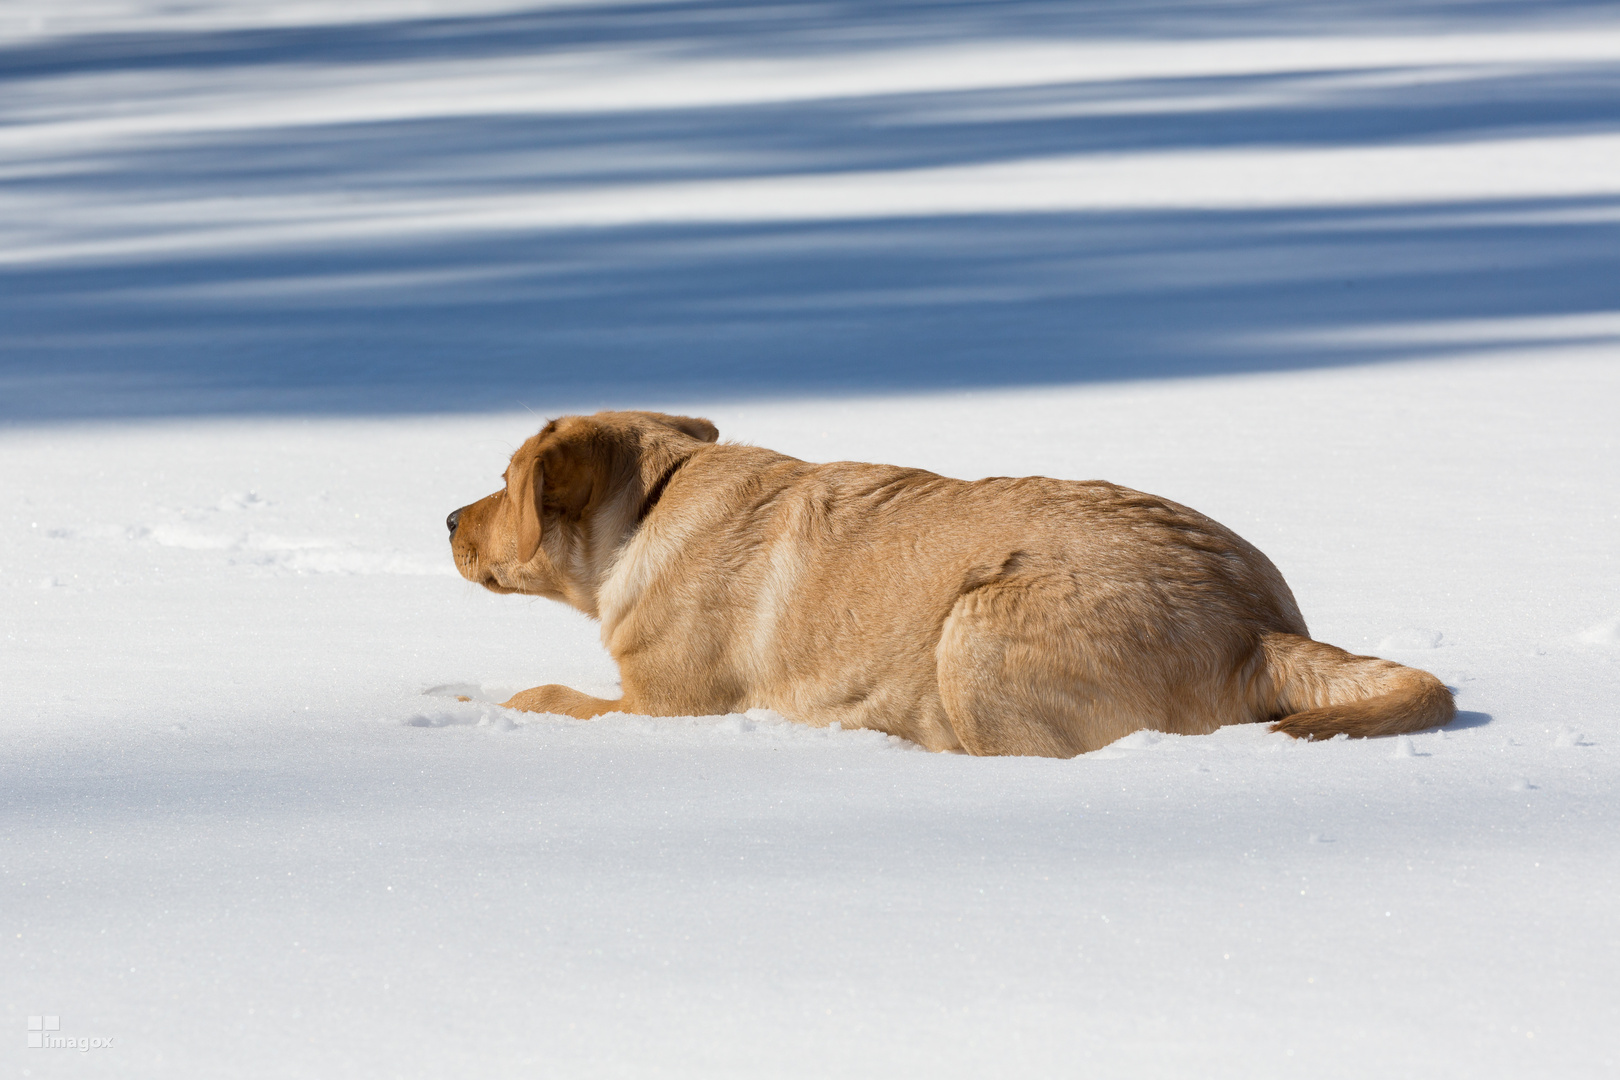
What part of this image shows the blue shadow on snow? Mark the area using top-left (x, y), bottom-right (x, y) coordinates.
top-left (1, 0), bottom-right (1617, 421)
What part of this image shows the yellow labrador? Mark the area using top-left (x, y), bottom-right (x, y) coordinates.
top-left (448, 411), bottom-right (1452, 756)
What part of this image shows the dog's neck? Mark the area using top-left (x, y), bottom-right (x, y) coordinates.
top-left (552, 441), bottom-right (706, 620)
top-left (636, 454), bottom-right (688, 522)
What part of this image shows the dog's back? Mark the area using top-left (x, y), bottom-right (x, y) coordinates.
top-left (601, 445), bottom-right (1335, 754)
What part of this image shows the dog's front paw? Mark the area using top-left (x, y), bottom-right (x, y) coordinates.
top-left (500, 684), bottom-right (621, 719)
top-left (501, 685), bottom-right (569, 713)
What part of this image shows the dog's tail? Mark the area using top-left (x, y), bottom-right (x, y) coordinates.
top-left (1260, 632), bottom-right (1454, 740)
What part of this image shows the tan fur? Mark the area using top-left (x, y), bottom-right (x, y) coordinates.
top-left (448, 411), bottom-right (1454, 757)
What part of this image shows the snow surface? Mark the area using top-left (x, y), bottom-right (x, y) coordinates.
top-left (4, 2), bottom-right (1620, 1077)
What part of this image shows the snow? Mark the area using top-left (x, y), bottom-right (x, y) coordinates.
top-left (4, 2), bottom-right (1619, 1077)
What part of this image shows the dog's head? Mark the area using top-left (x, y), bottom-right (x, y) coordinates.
top-left (447, 410), bottom-right (718, 614)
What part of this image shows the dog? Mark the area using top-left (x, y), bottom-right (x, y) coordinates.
top-left (447, 410), bottom-right (1453, 757)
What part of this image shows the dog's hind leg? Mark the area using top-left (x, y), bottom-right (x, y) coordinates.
top-left (502, 684), bottom-right (624, 718)
top-left (934, 582), bottom-right (1112, 758)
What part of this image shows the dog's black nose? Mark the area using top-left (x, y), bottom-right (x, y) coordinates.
top-left (446, 509), bottom-right (461, 536)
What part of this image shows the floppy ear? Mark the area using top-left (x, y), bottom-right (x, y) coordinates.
top-left (657, 414), bottom-right (719, 443)
top-left (508, 451), bottom-right (543, 564)
top-left (538, 435), bottom-right (601, 521)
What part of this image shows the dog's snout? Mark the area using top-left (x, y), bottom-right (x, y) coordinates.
top-left (446, 508), bottom-right (461, 536)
